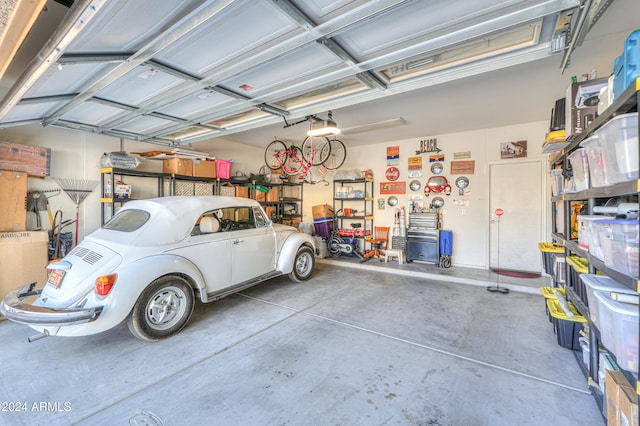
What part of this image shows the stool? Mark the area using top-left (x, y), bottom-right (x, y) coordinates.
top-left (384, 249), bottom-right (405, 264)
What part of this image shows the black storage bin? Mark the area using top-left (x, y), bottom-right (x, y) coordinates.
top-left (546, 299), bottom-right (586, 351)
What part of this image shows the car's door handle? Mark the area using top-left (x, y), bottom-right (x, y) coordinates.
top-left (233, 239), bottom-right (244, 245)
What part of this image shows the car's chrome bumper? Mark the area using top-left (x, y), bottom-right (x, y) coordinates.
top-left (0, 285), bottom-right (103, 326)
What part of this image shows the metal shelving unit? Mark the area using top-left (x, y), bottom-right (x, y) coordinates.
top-left (100, 167), bottom-right (168, 225)
top-left (550, 78), bottom-right (639, 408)
top-left (333, 178), bottom-right (374, 245)
top-left (250, 181), bottom-right (303, 225)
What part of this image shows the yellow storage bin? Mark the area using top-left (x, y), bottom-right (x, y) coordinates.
top-left (539, 242), bottom-right (564, 275)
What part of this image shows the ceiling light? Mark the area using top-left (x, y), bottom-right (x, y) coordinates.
top-left (307, 111), bottom-right (341, 137)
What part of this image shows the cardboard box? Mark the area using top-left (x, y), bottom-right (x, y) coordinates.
top-left (163, 158), bottom-right (193, 176)
top-left (605, 370), bottom-right (638, 426)
top-left (235, 185), bottom-right (249, 198)
top-left (0, 231), bottom-right (49, 304)
top-left (0, 170), bottom-right (27, 232)
top-left (312, 204), bottom-right (334, 219)
top-left (0, 141), bottom-right (51, 177)
top-left (266, 187), bottom-right (279, 202)
top-left (282, 219), bottom-right (301, 228)
top-left (618, 384), bottom-right (639, 426)
top-left (174, 181), bottom-right (195, 196)
top-left (219, 182), bottom-right (235, 196)
top-left (565, 77), bottom-right (608, 137)
top-left (194, 182), bottom-right (214, 196)
top-left (255, 190), bottom-right (266, 202)
top-left (263, 206), bottom-right (276, 221)
top-left (193, 159), bottom-right (216, 178)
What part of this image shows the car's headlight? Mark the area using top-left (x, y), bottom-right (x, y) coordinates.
top-left (95, 274), bottom-right (117, 297)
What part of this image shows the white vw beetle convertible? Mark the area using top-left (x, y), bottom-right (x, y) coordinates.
top-left (1, 196), bottom-right (316, 341)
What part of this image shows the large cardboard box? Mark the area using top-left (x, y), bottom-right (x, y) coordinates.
top-left (193, 159), bottom-right (216, 178)
top-left (0, 231), bottom-right (49, 304)
top-left (266, 187), bottom-right (279, 202)
top-left (0, 170), bottom-right (27, 232)
top-left (565, 77), bottom-right (608, 137)
top-left (235, 185), bottom-right (249, 198)
top-left (163, 158), bottom-right (193, 176)
top-left (312, 204), bottom-right (334, 219)
top-left (0, 141), bottom-right (51, 177)
top-left (606, 370), bottom-right (639, 426)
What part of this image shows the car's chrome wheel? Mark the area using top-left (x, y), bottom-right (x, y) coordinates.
top-left (289, 247), bottom-right (314, 283)
top-left (127, 276), bottom-right (194, 341)
top-left (145, 285), bottom-right (189, 331)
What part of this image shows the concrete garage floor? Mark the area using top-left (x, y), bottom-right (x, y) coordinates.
top-left (0, 262), bottom-right (602, 426)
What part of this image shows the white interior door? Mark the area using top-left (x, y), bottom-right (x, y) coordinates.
top-left (489, 160), bottom-right (544, 273)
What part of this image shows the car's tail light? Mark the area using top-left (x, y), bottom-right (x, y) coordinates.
top-left (46, 259), bottom-right (61, 275)
top-left (95, 274), bottom-right (117, 296)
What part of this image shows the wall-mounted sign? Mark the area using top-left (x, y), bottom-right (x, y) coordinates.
top-left (380, 181), bottom-right (406, 194)
top-left (429, 154), bottom-right (445, 162)
top-left (385, 167), bottom-right (400, 181)
top-left (450, 160), bottom-right (475, 174)
top-left (386, 145), bottom-right (399, 165)
top-left (454, 151), bottom-right (471, 159)
top-left (416, 138), bottom-right (440, 154)
top-left (408, 156), bottom-right (422, 178)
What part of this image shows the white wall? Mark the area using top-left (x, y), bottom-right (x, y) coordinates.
top-left (301, 120), bottom-right (549, 269)
top-left (1, 119), bottom-right (549, 270)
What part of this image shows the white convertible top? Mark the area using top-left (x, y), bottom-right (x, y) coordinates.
top-left (88, 196), bottom-right (262, 246)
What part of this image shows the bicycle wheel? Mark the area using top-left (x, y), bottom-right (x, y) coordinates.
top-left (321, 138), bottom-right (347, 170)
top-left (264, 139), bottom-right (287, 170)
top-left (283, 145), bottom-right (305, 175)
top-left (301, 136), bottom-right (330, 166)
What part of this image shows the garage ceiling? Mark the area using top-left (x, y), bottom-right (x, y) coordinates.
top-left (0, 0), bottom-right (621, 148)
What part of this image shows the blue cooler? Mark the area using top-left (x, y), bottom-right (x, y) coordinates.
top-left (313, 217), bottom-right (333, 238)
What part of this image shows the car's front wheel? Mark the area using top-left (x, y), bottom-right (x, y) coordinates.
top-left (127, 275), bottom-right (194, 341)
top-left (289, 246), bottom-right (315, 283)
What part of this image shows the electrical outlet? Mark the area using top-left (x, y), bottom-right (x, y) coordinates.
top-left (461, 209), bottom-right (466, 215)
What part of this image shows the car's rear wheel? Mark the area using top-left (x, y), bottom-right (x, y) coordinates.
top-left (289, 246), bottom-right (314, 283)
top-left (127, 276), bottom-right (194, 341)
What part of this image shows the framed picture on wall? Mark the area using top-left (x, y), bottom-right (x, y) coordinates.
top-left (500, 140), bottom-right (527, 159)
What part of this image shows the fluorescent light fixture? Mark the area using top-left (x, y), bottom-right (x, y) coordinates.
top-left (341, 117), bottom-right (406, 135)
top-left (307, 111), bottom-right (341, 137)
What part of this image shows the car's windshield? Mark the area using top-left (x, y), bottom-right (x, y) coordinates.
top-left (104, 209), bottom-right (150, 232)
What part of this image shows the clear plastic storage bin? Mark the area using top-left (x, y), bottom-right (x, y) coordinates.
top-left (579, 274), bottom-right (637, 320)
top-left (591, 219), bottom-right (639, 278)
top-left (580, 135), bottom-right (608, 187)
top-left (549, 169), bottom-right (563, 196)
top-left (567, 148), bottom-right (590, 191)
top-left (576, 215), bottom-right (609, 251)
top-left (597, 112), bottom-right (639, 184)
top-left (592, 290), bottom-right (639, 372)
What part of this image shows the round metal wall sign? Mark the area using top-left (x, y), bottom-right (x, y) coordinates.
top-left (409, 180), bottom-right (421, 191)
top-left (385, 167), bottom-right (400, 181)
top-left (430, 162), bottom-right (443, 175)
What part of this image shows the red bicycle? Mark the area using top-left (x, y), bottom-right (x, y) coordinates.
top-left (264, 137), bottom-right (347, 176)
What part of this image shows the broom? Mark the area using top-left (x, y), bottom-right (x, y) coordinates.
top-left (53, 178), bottom-right (99, 246)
